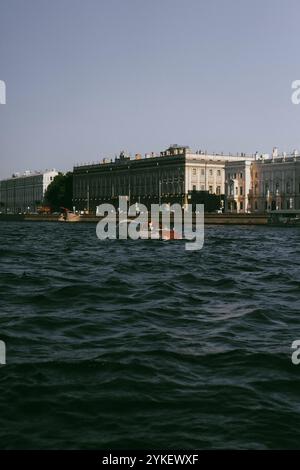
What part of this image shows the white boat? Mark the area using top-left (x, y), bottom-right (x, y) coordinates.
top-left (59, 208), bottom-right (81, 222)
top-left (117, 220), bottom-right (182, 240)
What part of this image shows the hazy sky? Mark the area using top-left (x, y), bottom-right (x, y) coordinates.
top-left (1, 0), bottom-right (300, 178)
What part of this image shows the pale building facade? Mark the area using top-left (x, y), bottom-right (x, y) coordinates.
top-left (73, 145), bottom-right (253, 212)
top-left (225, 154), bottom-right (300, 213)
top-left (225, 160), bottom-right (253, 213)
top-left (186, 157), bottom-right (226, 196)
top-left (250, 156), bottom-right (300, 212)
top-left (0, 170), bottom-right (58, 213)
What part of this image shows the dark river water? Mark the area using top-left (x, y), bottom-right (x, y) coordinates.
top-left (0, 221), bottom-right (300, 449)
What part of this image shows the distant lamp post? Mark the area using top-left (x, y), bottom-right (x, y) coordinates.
top-left (128, 165), bottom-right (131, 206)
top-left (86, 170), bottom-right (90, 214)
top-left (159, 180), bottom-right (162, 206)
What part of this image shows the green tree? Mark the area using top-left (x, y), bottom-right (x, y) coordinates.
top-left (44, 172), bottom-right (73, 211)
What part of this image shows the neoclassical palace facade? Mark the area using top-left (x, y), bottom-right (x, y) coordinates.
top-left (225, 152), bottom-right (300, 213)
top-left (73, 145), bottom-right (250, 212)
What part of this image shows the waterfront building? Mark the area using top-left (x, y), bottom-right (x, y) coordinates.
top-left (225, 160), bottom-right (253, 213)
top-left (0, 170), bottom-right (58, 213)
top-left (73, 145), bottom-right (253, 213)
top-left (225, 150), bottom-right (300, 213)
top-left (250, 154), bottom-right (300, 212)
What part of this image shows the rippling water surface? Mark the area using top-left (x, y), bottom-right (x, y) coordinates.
top-left (0, 221), bottom-right (300, 449)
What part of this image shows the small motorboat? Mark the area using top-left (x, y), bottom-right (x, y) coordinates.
top-left (161, 226), bottom-right (182, 240)
top-left (59, 207), bottom-right (81, 222)
top-left (117, 220), bottom-right (182, 240)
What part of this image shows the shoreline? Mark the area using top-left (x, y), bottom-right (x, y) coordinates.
top-left (0, 213), bottom-right (268, 225)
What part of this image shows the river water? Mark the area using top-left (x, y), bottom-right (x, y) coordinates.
top-left (0, 221), bottom-right (300, 449)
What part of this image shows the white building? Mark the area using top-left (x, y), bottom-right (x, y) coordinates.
top-left (0, 170), bottom-right (58, 213)
top-left (161, 146), bottom-right (255, 196)
top-left (225, 160), bottom-right (253, 213)
top-left (250, 155), bottom-right (300, 212)
top-left (73, 145), bottom-right (256, 212)
top-left (225, 151), bottom-right (300, 213)
top-left (185, 153), bottom-right (250, 196)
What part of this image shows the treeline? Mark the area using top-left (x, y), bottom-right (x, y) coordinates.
top-left (44, 172), bottom-right (73, 211)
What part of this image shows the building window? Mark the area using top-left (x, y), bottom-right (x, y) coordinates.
top-left (201, 169), bottom-right (205, 175)
top-left (201, 185), bottom-right (205, 191)
top-left (240, 201), bottom-right (243, 210)
top-left (192, 185), bottom-right (196, 191)
top-left (216, 186), bottom-right (221, 195)
top-left (240, 173), bottom-right (243, 179)
top-left (192, 168), bottom-right (197, 176)
top-left (209, 169), bottom-right (213, 176)
top-left (217, 170), bottom-right (221, 176)
top-left (240, 186), bottom-right (243, 196)
top-left (265, 183), bottom-right (269, 196)
top-left (209, 186), bottom-right (213, 194)
top-left (235, 187), bottom-right (238, 195)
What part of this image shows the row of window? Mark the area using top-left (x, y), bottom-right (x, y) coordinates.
top-left (255, 199), bottom-right (294, 210)
top-left (230, 198), bottom-right (296, 211)
top-left (192, 185), bottom-right (221, 194)
top-left (0, 190), bottom-right (43, 201)
top-left (228, 172), bottom-right (243, 180)
top-left (229, 181), bottom-right (298, 197)
top-left (262, 181), bottom-right (295, 195)
top-left (228, 185), bottom-right (243, 196)
top-left (229, 201), bottom-right (244, 211)
top-left (75, 174), bottom-right (184, 192)
top-left (192, 168), bottom-right (222, 177)
top-left (74, 182), bottom-right (185, 197)
top-left (0, 181), bottom-right (44, 190)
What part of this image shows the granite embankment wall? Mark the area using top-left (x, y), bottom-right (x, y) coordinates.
top-left (0, 213), bottom-right (268, 225)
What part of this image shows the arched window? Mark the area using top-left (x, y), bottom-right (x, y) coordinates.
top-left (264, 182), bottom-right (269, 196)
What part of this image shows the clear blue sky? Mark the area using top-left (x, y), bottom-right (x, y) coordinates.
top-left (1, 0), bottom-right (300, 178)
